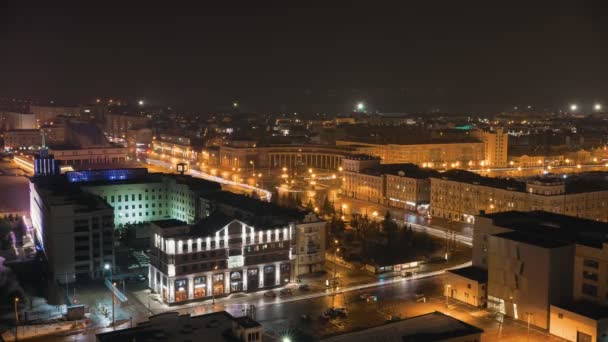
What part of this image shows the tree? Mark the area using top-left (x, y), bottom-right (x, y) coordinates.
top-left (382, 211), bottom-right (399, 249)
top-left (305, 199), bottom-right (314, 212)
top-left (321, 197), bottom-right (335, 216)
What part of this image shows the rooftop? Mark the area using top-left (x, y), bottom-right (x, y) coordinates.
top-left (152, 219), bottom-right (187, 229)
top-left (493, 231), bottom-right (572, 249)
top-left (190, 212), bottom-right (237, 236)
top-left (361, 163), bottom-right (441, 179)
top-left (433, 169), bottom-right (525, 192)
top-left (553, 300), bottom-right (608, 320)
top-left (344, 153), bottom-right (381, 161)
top-left (448, 266), bottom-right (488, 283)
top-left (322, 311), bottom-right (483, 342)
top-left (204, 191), bottom-right (307, 222)
top-left (481, 211), bottom-right (608, 248)
top-left (435, 170), bottom-right (608, 194)
top-left (96, 311), bottom-right (256, 342)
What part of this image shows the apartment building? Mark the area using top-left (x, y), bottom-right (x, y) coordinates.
top-left (472, 127), bottom-right (509, 167)
top-left (336, 139), bottom-right (486, 167)
top-left (430, 170), bottom-right (608, 223)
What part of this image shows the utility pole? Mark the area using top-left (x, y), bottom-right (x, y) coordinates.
top-left (14, 297), bottom-right (19, 342)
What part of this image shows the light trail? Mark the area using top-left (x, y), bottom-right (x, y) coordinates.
top-left (146, 158), bottom-right (272, 201)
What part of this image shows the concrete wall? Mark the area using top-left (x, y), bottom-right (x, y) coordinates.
top-left (445, 272), bottom-right (486, 307)
top-left (549, 305), bottom-right (608, 342)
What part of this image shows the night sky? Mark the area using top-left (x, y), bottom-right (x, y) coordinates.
top-left (1, 1), bottom-right (607, 113)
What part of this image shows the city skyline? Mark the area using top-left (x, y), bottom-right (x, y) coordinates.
top-left (1, 1), bottom-right (607, 113)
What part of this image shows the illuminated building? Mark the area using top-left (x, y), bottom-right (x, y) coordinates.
top-left (149, 214), bottom-right (293, 303)
top-left (430, 170), bottom-right (608, 223)
top-left (105, 112), bottom-right (149, 144)
top-left (472, 127), bottom-right (508, 167)
top-left (3, 129), bottom-right (43, 150)
top-left (342, 154), bottom-right (439, 211)
top-left (31, 104), bottom-right (80, 126)
top-left (336, 139), bottom-right (486, 167)
top-left (29, 175), bottom-right (114, 284)
top-left (446, 211), bottom-right (608, 335)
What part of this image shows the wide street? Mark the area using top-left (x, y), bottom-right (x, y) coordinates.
top-left (21, 264), bottom-right (567, 342)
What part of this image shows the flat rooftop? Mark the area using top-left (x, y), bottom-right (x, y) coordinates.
top-left (553, 301), bottom-right (608, 320)
top-left (448, 266), bottom-right (488, 283)
top-left (323, 311), bottom-right (483, 342)
top-left (435, 169), bottom-right (608, 194)
top-left (482, 211), bottom-right (608, 248)
top-left (361, 163), bottom-right (441, 179)
top-left (96, 311), bottom-right (253, 342)
top-left (152, 219), bottom-right (187, 229)
top-left (494, 231), bottom-right (572, 249)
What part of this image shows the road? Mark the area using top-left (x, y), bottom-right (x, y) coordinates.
top-left (28, 263), bottom-right (566, 341)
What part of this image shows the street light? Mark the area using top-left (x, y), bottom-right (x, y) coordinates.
top-left (138, 100), bottom-right (144, 106)
top-left (104, 263), bottom-right (116, 328)
top-left (595, 103), bottom-right (603, 111)
top-left (356, 102), bottom-right (365, 112)
top-left (570, 104), bottom-right (578, 112)
top-left (14, 297), bottom-right (19, 340)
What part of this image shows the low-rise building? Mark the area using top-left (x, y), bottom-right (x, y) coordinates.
top-left (445, 266), bottom-right (487, 308)
top-left (3, 129), bottom-right (42, 150)
top-left (322, 311), bottom-right (483, 342)
top-left (96, 311), bottom-right (263, 342)
top-left (149, 214), bottom-right (293, 304)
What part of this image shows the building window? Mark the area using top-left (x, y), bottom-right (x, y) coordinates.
top-left (583, 271), bottom-right (599, 281)
top-left (584, 259), bottom-right (599, 269)
top-left (582, 283), bottom-right (598, 297)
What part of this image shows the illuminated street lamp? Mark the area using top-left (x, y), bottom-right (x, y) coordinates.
top-left (570, 104), bottom-right (578, 112)
top-left (233, 102), bottom-right (238, 108)
top-left (595, 103), bottom-right (603, 111)
top-left (356, 102), bottom-right (365, 112)
top-left (138, 100), bottom-right (144, 106)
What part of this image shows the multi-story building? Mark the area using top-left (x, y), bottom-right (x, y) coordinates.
top-left (149, 214), bottom-right (293, 304)
top-left (1, 111), bottom-right (36, 130)
top-left (151, 134), bottom-right (202, 166)
top-left (446, 211), bottom-right (608, 339)
top-left (218, 144), bottom-right (350, 171)
top-left (31, 105), bottom-right (80, 126)
top-left (31, 167), bottom-right (324, 285)
top-left (202, 191), bottom-right (326, 275)
top-left (473, 127), bottom-right (508, 167)
top-left (3, 129), bottom-right (42, 150)
top-left (430, 170), bottom-right (608, 223)
top-left (67, 168), bottom-right (221, 227)
top-left (342, 155), bottom-right (439, 211)
top-left (336, 139), bottom-right (486, 167)
top-left (48, 145), bottom-right (129, 166)
top-left (105, 112), bottom-right (149, 143)
top-left (96, 311), bottom-right (263, 342)
top-left (29, 175), bottom-right (115, 284)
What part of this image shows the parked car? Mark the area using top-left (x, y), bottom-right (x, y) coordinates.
top-left (263, 291), bottom-right (277, 298)
top-left (298, 284), bottom-right (310, 291)
top-left (279, 288), bottom-right (293, 296)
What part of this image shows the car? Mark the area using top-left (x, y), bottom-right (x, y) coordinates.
top-left (402, 271), bottom-right (413, 277)
top-left (332, 307), bottom-right (347, 317)
top-left (298, 284), bottom-right (310, 291)
top-left (263, 291), bottom-right (277, 298)
top-left (279, 288), bottom-right (293, 296)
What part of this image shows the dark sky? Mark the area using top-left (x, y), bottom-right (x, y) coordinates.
top-left (1, 1), bottom-right (607, 113)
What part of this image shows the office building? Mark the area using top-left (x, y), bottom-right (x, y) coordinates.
top-left (96, 311), bottom-right (263, 342)
top-left (29, 175), bottom-right (115, 284)
top-left (1, 111), bottom-right (36, 129)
